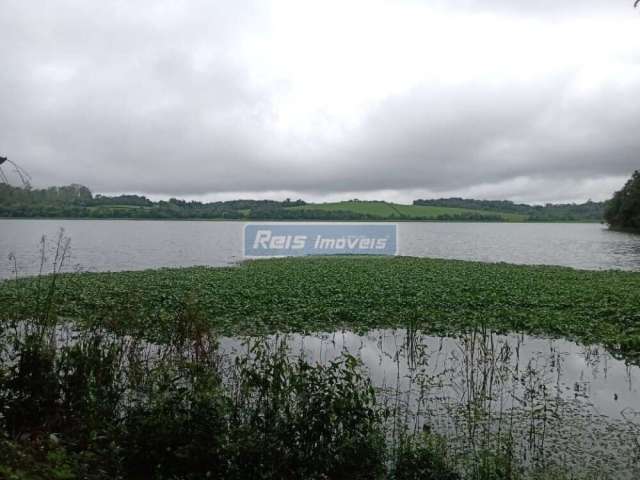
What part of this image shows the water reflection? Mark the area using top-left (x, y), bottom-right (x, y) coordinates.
top-left (221, 329), bottom-right (640, 478)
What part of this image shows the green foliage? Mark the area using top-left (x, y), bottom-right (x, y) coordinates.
top-left (414, 197), bottom-right (605, 222)
top-left (0, 184), bottom-right (299, 220)
top-left (291, 200), bottom-right (525, 221)
top-left (57, 334), bottom-right (128, 442)
top-left (0, 183), bottom-right (92, 206)
top-left (0, 318), bottom-right (386, 480)
top-left (474, 449), bottom-right (519, 480)
top-left (393, 433), bottom-right (460, 480)
top-left (121, 362), bottom-right (229, 479)
top-left (226, 344), bottom-right (385, 480)
top-left (605, 170), bottom-right (640, 231)
top-left (0, 435), bottom-right (79, 480)
top-left (2, 333), bottom-right (60, 436)
top-left (0, 183), bottom-right (604, 221)
top-left (4, 256), bottom-right (639, 360)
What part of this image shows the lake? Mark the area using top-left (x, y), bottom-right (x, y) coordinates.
top-left (1, 219), bottom-right (640, 278)
top-left (3, 220), bottom-right (640, 477)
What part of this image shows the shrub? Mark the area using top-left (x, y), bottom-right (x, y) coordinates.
top-left (393, 433), bottom-right (460, 480)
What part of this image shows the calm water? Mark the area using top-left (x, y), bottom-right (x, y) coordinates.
top-left (1, 219), bottom-right (640, 278)
top-left (224, 329), bottom-right (640, 478)
top-left (37, 323), bottom-right (640, 478)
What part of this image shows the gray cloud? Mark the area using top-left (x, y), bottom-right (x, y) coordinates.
top-left (1, 0), bottom-right (639, 203)
top-left (419, 0), bottom-right (635, 19)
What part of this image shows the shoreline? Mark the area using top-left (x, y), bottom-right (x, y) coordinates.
top-left (0, 216), bottom-right (603, 224)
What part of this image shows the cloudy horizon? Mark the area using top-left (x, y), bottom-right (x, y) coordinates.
top-left (1, 0), bottom-right (639, 205)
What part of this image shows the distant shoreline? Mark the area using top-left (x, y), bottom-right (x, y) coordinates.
top-left (0, 216), bottom-right (603, 224)
top-left (1, 184), bottom-right (607, 224)
top-left (607, 225), bottom-right (640, 234)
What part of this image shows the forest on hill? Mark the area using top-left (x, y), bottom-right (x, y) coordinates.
top-left (413, 197), bottom-right (604, 222)
top-left (0, 182), bottom-right (606, 222)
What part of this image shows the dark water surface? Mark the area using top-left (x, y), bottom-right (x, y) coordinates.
top-left (1, 219), bottom-right (640, 278)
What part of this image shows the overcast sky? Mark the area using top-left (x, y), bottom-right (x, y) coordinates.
top-left (1, 1), bottom-right (639, 204)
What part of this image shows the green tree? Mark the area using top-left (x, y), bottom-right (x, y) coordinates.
top-left (605, 170), bottom-right (640, 231)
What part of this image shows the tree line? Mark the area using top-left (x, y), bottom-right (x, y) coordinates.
top-left (0, 184), bottom-right (507, 221)
top-left (413, 197), bottom-right (605, 222)
top-left (2, 177), bottom-right (639, 227)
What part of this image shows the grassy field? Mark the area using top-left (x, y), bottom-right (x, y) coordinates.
top-left (290, 200), bottom-right (527, 221)
top-left (86, 204), bottom-right (146, 210)
top-left (3, 256), bottom-right (639, 358)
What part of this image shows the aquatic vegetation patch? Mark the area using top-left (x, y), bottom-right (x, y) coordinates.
top-left (2, 256), bottom-right (640, 359)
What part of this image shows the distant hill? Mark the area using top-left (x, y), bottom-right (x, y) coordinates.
top-left (0, 183), bottom-right (604, 222)
top-left (290, 201), bottom-right (526, 221)
top-left (413, 197), bottom-right (605, 222)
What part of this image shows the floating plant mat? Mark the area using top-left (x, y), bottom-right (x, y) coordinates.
top-left (220, 329), bottom-right (640, 479)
